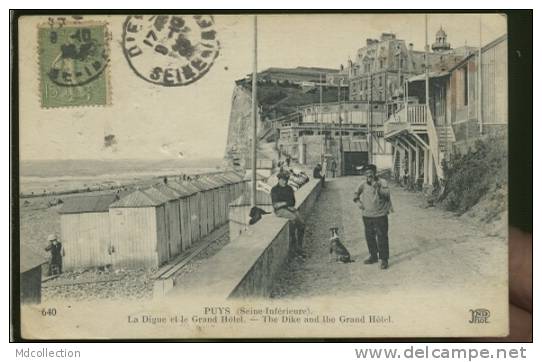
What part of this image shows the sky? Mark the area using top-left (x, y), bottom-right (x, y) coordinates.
top-left (18, 13), bottom-right (506, 161)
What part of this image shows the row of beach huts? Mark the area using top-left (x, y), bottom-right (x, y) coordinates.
top-left (58, 171), bottom-right (248, 270)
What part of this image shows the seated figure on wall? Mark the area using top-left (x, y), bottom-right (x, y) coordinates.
top-left (270, 171), bottom-right (306, 258)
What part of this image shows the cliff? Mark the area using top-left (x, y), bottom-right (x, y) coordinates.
top-left (223, 85), bottom-right (266, 169)
top-left (223, 80), bottom-right (346, 168)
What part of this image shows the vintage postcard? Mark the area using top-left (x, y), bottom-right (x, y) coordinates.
top-left (14, 13), bottom-right (509, 339)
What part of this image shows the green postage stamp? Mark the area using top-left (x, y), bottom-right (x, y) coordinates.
top-left (38, 22), bottom-right (110, 108)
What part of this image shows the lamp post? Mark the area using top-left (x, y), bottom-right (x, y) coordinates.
top-left (478, 14), bottom-right (483, 135)
top-left (425, 14), bottom-right (429, 115)
top-left (338, 80), bottom-right (344, 176)
top-left (368, 66), bottom-right (373, 165)
top-left (250, 16), bottom-right (258, 208)
top-left (320, 73), bottom-right (324, 165)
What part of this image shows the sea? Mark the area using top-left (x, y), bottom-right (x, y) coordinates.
top-left (19, 158), bottom-right (223, 196)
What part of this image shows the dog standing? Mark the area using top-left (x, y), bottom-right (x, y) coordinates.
top-left (329, 227), bottom-right (354, 263)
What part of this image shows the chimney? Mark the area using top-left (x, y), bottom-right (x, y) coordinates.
top-left (366, 38), bottom-right (379, 47)
top-left (380, 33), bottom-right (396, 41)
top-left (408, 43), bottom-right (414, 51)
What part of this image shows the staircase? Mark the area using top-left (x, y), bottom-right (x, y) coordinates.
top-left (260, 111), bottom-right (301, 142)
top-left (425, 106), bottom-right (444, 180)
top-left (258, 125), bottom-right (276, 142)
top-left (436, 126), bottom-right (455, 154)
top-left (386, 105), bottom-right (450, 183)
top-left (392, 148), bottom-right (401, 180)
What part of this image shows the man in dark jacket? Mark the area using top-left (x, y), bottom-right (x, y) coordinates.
top-left (45, 233), bottom-right (65, 276)
top-left (313, 163), bottom-right (325, 187)
top-left (353, 164), bottom-right (393, 269)
top-left (271, 172), bottom-right (305, 256)
top-left (330, 159), bottom-right (337, 178)
top-left (313, 163), bottom-right (323, 179)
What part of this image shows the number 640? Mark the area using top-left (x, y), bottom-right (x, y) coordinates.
top-left (41, 308), bottom-right (57, 316)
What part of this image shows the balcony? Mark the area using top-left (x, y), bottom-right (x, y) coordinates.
top-left (383, 103), bottom-right (444, 181)
top-left (383, 104), bottom-right (428, 139)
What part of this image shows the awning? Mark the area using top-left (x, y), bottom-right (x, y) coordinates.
top-left (407, 71), bottom-right (449, 83)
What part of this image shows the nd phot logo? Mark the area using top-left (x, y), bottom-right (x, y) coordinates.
top-left (469, 308), bottom-right (490, 324)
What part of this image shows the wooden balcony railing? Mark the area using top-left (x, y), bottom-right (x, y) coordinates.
top-left (386, 104), bottom-right (427, 125)
top-left (406, 105), bottom-right (427, 124)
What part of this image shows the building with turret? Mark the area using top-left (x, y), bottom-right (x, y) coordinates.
top-left (346, 29), bottom-right (476, 103)
top-left (432, 26), bottom-right (451, 52)
top-left (383, 33), bottom-right (507, 189)
top-left (223, 28), bottom-right (484, 177)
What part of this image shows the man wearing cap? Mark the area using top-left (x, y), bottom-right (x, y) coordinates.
top-left (353, 164), bottom-right (393, 269)
top-left (271, 171), bottom-right (306, 257)
top-left (45, 234), bottom-right (65, 276)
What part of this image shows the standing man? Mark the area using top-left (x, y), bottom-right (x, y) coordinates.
top-left (353, 164), bottom-right (393, 269)
top-left (313, 163), bottom-right (325, 187)
top-left (402, 169), bottom-right (409, 188)
top-left (331, 159), bottom-right (337, 178)
top-left (271, 171), bottom-right (306, 257)
top-left (45, 233), bottom-right (65, 276)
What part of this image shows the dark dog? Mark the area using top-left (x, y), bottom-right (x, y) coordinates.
top-left (329, 227), bottom-right (354, 263)
top-left (249, 206), bottom-right (270, 225)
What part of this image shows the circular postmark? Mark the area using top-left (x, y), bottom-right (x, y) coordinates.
top-left (46, 24), bottom-right (110, 87)
top-left (122, 15), bottom-right (220, 86)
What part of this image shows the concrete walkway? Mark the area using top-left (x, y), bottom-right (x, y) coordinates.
top-left (271, 176), bottom-right (507, 299)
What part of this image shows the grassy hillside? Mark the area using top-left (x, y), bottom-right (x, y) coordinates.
top-left (239, 80), bottom-right (345, 118)
top-left (439, 134), bottom-right (508, 223)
